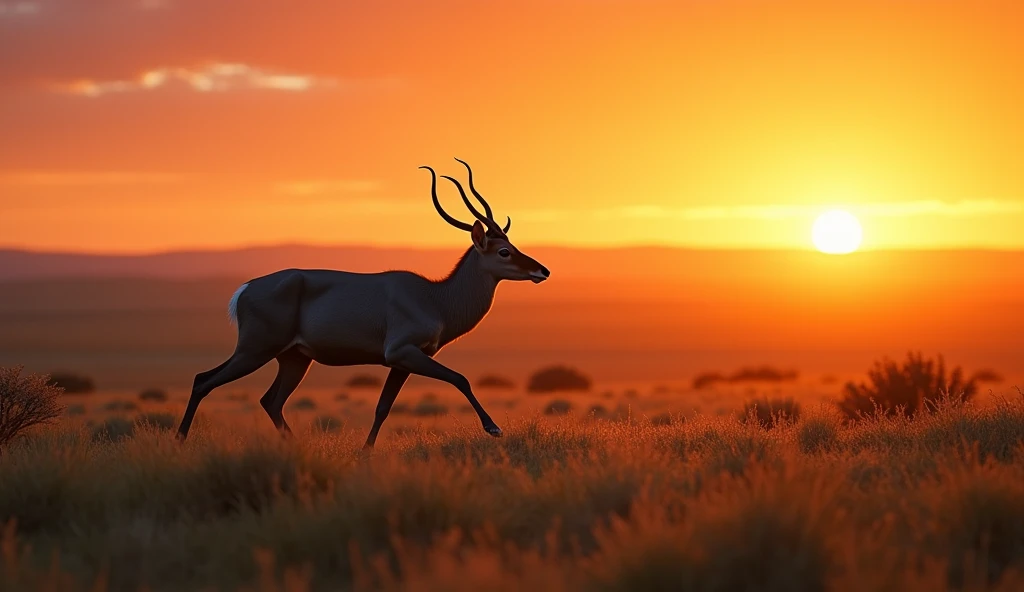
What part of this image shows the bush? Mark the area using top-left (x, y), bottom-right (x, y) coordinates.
top-left (346, 374), bottom-right (383, 389)
top-left (730, 366), bottom-right (799, 383)
top-left (739, 398), bottom-right (801, 427)
top-left (91, 416), bottom-right (135, 441)
top-left (544, 399), bottom-right (573, 415)
top-left (103, 399), bottom-right (138, 412)
top-left (311, 415), bottom-right (343, 432)
top-left (412, 400), bottom-right (449, 417)
top-left (135, 412), bottom-right (176, 431)
top-left (478, 374), bottom-right (515, 389)
top-left (0, 367), bottom-right (64, 449)
top-left (291, 397), bottom-right (317, 410)
top-left (970, 368), bottom-right (1004, 384)
top-left (46, 371), bottom-right (95, 394)
top-left (649, 412), bottom-right (675, 426)
top-left (527, 366), bottom-right (592, 393)
top-left (693, 366), bottom-right (799, 390)
top-left (839, 352), bottom-right (978, 419)
top-left (138, 388), bottom-right (169, 403)
top-left (334, 392), bottom-right (350, 401)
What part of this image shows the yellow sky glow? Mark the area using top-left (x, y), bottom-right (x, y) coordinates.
top-left (0, 0), bottom-right (1022, 253)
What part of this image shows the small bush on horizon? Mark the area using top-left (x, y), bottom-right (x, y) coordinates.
top-left (103, 399), bottom-right (138, 413)
top-left (970, 368), bottom-right (1004, 384)
top-left (291, 397), bottom-right (317, 411)
top-left (46, 371), bottom-right (95, 394)
top-left (347, 374), bottom-right (383, 389)
top-left (839, 351), bottom-right (978, 419)
top-left (412, 399), bottom-right (449, 417)
top-left (544, 399), bottom-right (573, 415)
top-left (0, 367), bottom-right (63, 449)
top-left (478, 374), bottom-right (516, 389)
top-left (138, 388), bottom-right (168, 403)
top-left (527, 366), bottom-right (592, 393)
top-left (693, 366), bottom-right (799, 390)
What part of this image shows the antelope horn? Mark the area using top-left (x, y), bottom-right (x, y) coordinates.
top-left (440, 174), bottom-right (503, 235)
top-left (420, 166), bottom-right (473, 232)
top-left (453, 158), bottom-right (495, 221)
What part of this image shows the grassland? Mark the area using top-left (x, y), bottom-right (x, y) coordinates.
top-left (4, 387), bottom-right (1024, 591)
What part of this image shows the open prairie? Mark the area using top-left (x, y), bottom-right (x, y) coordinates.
top-left (4, 0), bottom-right (1024, 589)
top-left (6, 389), bottom-right (1024, 591)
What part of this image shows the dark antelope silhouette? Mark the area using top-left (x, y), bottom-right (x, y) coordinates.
top-left (176, 159), bottom-right (551, 447)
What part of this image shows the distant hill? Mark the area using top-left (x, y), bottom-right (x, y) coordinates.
top-left (1, 245), bottom-right (1021, 389)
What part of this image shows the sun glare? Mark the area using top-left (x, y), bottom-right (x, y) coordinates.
top-left (812, 209), bottom-right (862, 254)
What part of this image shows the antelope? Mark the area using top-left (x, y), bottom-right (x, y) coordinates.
top-left (175, 159), bottom-right (550, 448)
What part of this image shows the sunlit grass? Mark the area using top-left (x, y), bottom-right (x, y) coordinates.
top-left (2, 393), bottom-right (1024, 591)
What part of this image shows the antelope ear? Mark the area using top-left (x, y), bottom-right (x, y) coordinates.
top-left (471, 220), bottom-right (488, 251)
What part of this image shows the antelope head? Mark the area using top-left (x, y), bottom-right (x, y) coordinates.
top-left (420, 159), bottom-right (550, 284)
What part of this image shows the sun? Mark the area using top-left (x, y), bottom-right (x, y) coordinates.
top-left (811, 209), bottom-right (862, 254)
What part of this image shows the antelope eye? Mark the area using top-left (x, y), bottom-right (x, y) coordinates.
top-left (498, 248), bottom-right (511, 258)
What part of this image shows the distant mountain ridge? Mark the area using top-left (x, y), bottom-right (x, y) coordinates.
top-left (2, 244), bottom-right (1021, 282)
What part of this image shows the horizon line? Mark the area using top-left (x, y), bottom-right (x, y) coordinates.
top-left (3, 241), bottom-right (1024, 258)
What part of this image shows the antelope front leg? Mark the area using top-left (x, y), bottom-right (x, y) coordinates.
top-left (384, 344), bottom-right (502, 437)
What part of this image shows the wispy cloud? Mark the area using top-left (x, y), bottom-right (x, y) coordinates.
top-left (57, 63), bottom-right (339, 97)
top-left (0, 1), bottom-right (40, 17)
top-left (0, 171), bottom-right (182, 186)
top-left (589, 199), bottom-right (1024, 221)
top-left (275, 179), bottom-right (381, 197)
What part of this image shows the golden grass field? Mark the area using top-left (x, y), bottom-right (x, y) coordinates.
top-left (4, 379), bottom-right (1024, 592)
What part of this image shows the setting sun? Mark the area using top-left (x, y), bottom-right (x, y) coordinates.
top-left (812, 210), bottom-right (863, 254)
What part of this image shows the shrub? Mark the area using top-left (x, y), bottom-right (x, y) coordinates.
top-left (692, 371), bottom-right (726, 390)
top-left (970, 368), bottom-right (1004, 384)
top-left (694, 366), bottom-right (799, 390)
top-left (543, 399), bottom-right (573, 415)
top-left (91, 416), bottom-right (135, 441)
top-left (46, 371), bottom-right (95, 394)
top-left (334, 392), bottom-right (350, 401)
top-left (527, 366), bottom-right (592, 393)
top-left (478, 374), bottom-right (515, 389)
top-left (730, 366), bottom-right (799, 383)
top-left (412, 400), bottom-right (449, 417)
top-left (103, 399), bottom-right (138, 412)
top-left (739, 397), bottom-right (801, 427)
top-left (346, 374), bottom-right (383, 389)
top-left (311, 415), bottom-right (343, 432)
top-left (798, 415), bottom-right (840, 453)
top-left (135, 412), bottom-right (176, 431)
top-left (138, 388), bottom-right (168, 403)
top-left (65, 404), bottom-right (86, 417)
top-left (0, 367), bottom-right (64, 449)
top-left (839, 352), bottom-right (978, 419)
top-left (291, 397), bottom-right (317, 410)
top-left (649, 412), bottom-right (675, 426)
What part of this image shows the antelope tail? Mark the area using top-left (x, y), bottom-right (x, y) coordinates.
top-left (227, 283), bottom-right (249, 326)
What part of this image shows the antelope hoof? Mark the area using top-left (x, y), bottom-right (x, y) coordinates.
top-left (484, 424), bottom-right (503, 438)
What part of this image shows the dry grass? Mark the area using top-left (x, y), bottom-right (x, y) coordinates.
top-left (3, 393), bottom-right (1024, 591)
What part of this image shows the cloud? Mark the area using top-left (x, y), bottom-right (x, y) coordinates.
top-left (0, 171), bottom-right (182, 186)
top-left (58, 63), bottom-right (338, 97)
top-left (0, 1), bottom-right (40, 17)
top-left (590, 200), bottom-right (1024, 221)
top-left (275, 179), bottom-right (381, 197)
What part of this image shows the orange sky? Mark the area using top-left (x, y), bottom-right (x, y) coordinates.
top-left (1, 0), bottom-right (1022, 253)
